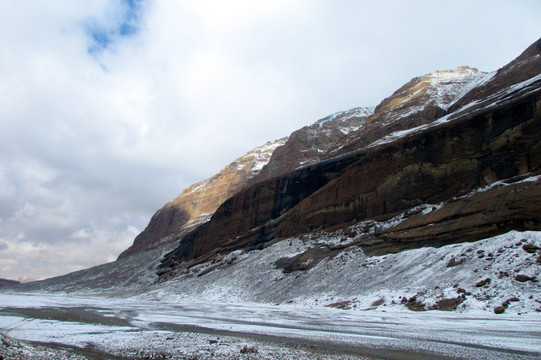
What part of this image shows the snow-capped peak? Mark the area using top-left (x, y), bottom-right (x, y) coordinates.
top-left (314, 106), bottom-right (375, 127)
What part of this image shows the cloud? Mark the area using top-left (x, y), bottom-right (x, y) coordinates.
top-left (0, 0), bottom-right (540, 281)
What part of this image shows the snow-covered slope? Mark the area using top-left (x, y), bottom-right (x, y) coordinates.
top-left (153, 226), bottom-right (541, 315)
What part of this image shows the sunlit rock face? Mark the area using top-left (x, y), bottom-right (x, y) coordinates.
top-left (251, 107), bottom-right (374, 184)
top-left (118, 139), bottom-right (286, 259)
top-left (120, 108), bottom-right (372, 260)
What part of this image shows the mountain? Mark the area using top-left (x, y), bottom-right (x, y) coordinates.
top-left (119, 109), bottom-right (374, 260)
top-left (118, 139), bottom-right (286, 259)
top-left (15, 38), bottom-right (541, 316)
top-left (159, 37), bottom-right (541, 278)
top-left (0, 278), bottom-right (19, 288)
top-left (324, 66), bottom-right (488, 160)
top-left (251, 107), bottom-right (373, 184)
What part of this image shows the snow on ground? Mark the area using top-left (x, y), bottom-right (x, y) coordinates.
top-left (1, 228), bottom-right (540, 358)
top-left (0, 332), bottom-right (86, 360)
top-left (154, 228), bottom-right (541, 316)
top-left (0, 288), bottom-right (540, 359)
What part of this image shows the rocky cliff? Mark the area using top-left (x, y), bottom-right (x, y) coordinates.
top-left (251, 107), bottom-right (373, 184)
top-left (120, 108), bottom-right (374, 260)
top-left (118, 139), bottom-right (286, 259)
top-left (159, 38), bottom-right (541, 276)
top-left (324, 66), bottom-right (488, 160)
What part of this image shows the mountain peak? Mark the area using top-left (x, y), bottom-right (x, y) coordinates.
top-left (314, 106), bottom-right (375, 127)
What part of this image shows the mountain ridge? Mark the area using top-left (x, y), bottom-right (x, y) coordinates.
top-left (159, 37), bottom-right (541, 278)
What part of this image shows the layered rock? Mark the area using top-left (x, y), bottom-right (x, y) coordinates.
top-left (159, 38), bottom-right (541, 276)
top-left (118, 139), bottom-right (286, 259)
top-left (120, 107), bottom-right (373, 260)
top-left (325, 66), bottom-right (488, 159)
top-left (276, 87), bottom-right (541, 246)
top-left (251, 107), bottom-right (373, 184)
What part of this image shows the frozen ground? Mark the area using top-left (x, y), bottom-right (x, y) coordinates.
top-left (1, 291), bottom-right (540, 360)
top-left (3, 224), bottom-right (541, 359)
top-left (2, 229), bottom-right (540, 358)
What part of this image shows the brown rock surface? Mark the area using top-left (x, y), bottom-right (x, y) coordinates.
top-left (121, 108), bottom-right (371, 260)
top-left (118, 140), bottom-right (285, 259)
top-left (324, 66), bottom-right (487, 160)
top-left (252, 107), bottom-right (372, 184)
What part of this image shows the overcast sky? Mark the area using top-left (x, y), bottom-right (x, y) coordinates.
top-left (1, 0), bottom-right (540, 282)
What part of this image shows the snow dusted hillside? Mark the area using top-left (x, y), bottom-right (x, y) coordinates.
top-left (251, 106), bottom-right (373, 183)
top-left (154, 228), bottom-right (541, 315)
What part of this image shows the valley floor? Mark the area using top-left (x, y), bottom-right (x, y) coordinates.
top-left (0, 292), bottom-right (540, 360)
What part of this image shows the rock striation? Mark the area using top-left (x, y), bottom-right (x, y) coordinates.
top-left (251, 107), bottom-right (373, 184)
top-left (159, 38), bottom-right (541, 276)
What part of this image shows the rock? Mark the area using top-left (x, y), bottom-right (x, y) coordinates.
top-left (240, 345), bottom-right (258, 354)
top-left (457, 288), bottom-right (472, 296)
top-left (515, 274), bottom-right (536, 282)
top-left (430, 296), bottom-right (465, 311)
top-left (522, 243), bottom-right (540, 253)
top-left (494, 305), bottom-right (507, 314)
top-left (326, 300), bottom-right (353, 310)
top-left (252, 107), bottom-right (372, 184)
top-left (274, 247), bottom-right (340, 273)
top-left (446, 257), bottom-right (465, 267)
top-left (475, 278), bottom-right (491, 287)
top-left (118, 139), bottom-right (286, 259)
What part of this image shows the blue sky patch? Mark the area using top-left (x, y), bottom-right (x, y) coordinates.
top-left (87, 0), bottom-right (146, 56)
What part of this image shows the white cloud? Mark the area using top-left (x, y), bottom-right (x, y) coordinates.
top-left (0, 0), bottom-right (540, 281)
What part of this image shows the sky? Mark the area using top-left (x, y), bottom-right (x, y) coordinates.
top-left (0, 0), bottom-right (540, 282)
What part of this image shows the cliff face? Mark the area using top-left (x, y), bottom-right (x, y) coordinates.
top-left (159, 38), bottom-right (541, 276)
top-left (120, 108), bottom-right (373, 260)
top-left (251, 107), bottom-right (373, 184)
top-left (118, 140), bottom-right (286, 259)
top-left (276, 88), bottom-right (541, 252)
top-left (324, 66), bottom-right (488, 160)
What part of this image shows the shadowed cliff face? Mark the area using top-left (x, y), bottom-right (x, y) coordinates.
top-left (159, 38), bottom-right (541, 276)
top-left (276, 89), bottom-right (541, 245)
